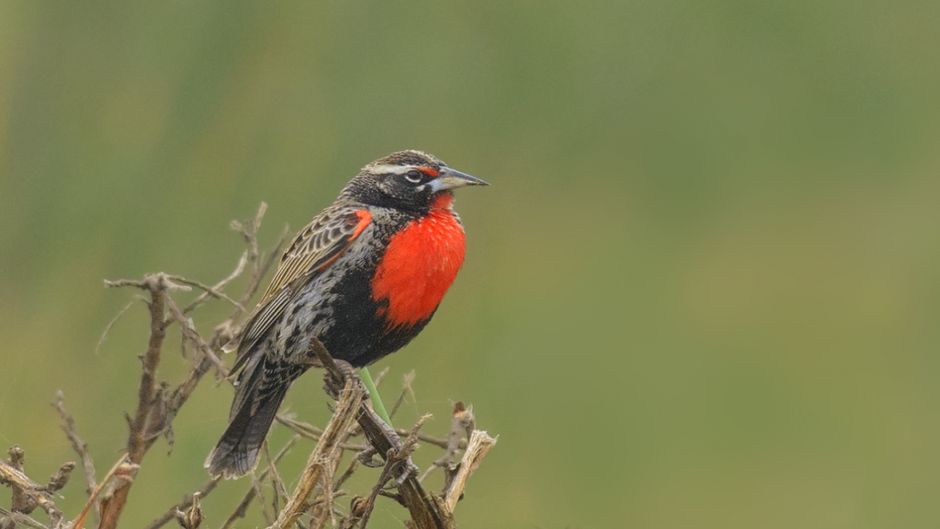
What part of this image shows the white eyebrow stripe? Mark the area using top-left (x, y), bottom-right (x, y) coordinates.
top-left (369, 164), bottom-right (414, 175)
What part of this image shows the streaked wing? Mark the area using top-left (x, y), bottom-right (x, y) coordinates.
top-left (229, 204), bottom-right (372, 373)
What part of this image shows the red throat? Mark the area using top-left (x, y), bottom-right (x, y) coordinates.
top-left (371, 193), bottom-right (466, 327)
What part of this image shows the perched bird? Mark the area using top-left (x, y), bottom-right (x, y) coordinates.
top-left (205, 150), bottom-right (487, 478)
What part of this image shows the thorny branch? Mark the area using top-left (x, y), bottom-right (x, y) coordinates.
top-left (2, 203), bottom-right (496, 529)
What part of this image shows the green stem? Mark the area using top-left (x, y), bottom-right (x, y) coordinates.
top-left (358, 367), bottom-right (392, 425)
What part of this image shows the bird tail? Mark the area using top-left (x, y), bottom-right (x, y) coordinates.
top-left (204, 359), bottom-right (292, 479)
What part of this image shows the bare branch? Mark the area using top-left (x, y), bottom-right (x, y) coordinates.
top-left (442, 431), bottom-right (497, 512)
top-left (232, 202), bottom-right (267, 292)
top-left (0, 506), bottom-right (49, 529)
top-left (93, 206), bottom-right (278, 529)
top-left (421, 402), bottom-right (474, 484)
top-left (396, 430), bottom-right (460, 451)
top-left (313, 341), bottom-right (455, 529)
top-left (220, 436), bottom-right (299, 529)
top-left (332, 457), bottom-right (360, 493)
top-left (371, 367), bottom-right (391, 388)
top-left (249, 467), bottom-right (274, 526)
top-left (268, 377), bottom-right (365, 529)
top-left (164, 295), bottom-right (229, 377)
top-left (179, 251), bottom-right (248, 316)
top-left (142, 478), bottom-right (220, 529)
top-left (262, 442), bottom-right (289, 515)
top-left (8, 203), bottom-right (497, 529)
top-left (165, 275), bottom-right (245, 312)
top-left (99, 273), bottom-right (171, 529)
top-left (388, 370), bottom-right (416, 419)
top-left (52, 391), bottom-right (98, 521)
top-left (275, 414), bottom-right (367, 451)
top-left (356, 414), bottom-right (430, 529)
top-left (95, 299), bottom-right (137, 355)
top-left (74, 455), bottom-right (137, 529)
top-left (0, 447), bottom-right (71, 528)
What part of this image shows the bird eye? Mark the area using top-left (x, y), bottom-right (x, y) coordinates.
top-left (404, 170), bottom-right (423, 184)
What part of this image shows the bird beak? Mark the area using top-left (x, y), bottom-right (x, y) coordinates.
top-left (429, 167), bottom-right (490, 192)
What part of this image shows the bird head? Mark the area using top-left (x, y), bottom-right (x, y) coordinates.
top-left (343, 150), bottom-right (488, 211)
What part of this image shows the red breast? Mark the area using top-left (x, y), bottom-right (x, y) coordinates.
top-left (371, 193), bottom-right (466, 327)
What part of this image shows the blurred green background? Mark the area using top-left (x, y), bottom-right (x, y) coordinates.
top-left (2, 1), bottom-right (940, 528)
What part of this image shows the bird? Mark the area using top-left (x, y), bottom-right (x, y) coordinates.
top-left (205, 150), bottom-right (487, 478)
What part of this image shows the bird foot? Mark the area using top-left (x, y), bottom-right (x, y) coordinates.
top-left (321, 358), bottom-right (364, 399)
top-left (357, 447), bottom-right (384, 468)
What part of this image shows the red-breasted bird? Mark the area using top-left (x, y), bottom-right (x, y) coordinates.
top-left (205, 150), bottom-right (487, 478)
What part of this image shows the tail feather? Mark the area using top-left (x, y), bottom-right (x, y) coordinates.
top-left (204, 374), bottom-right (289, 479)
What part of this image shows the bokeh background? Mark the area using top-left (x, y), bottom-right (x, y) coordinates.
top-left (2, 1), bottom-right (940, 528)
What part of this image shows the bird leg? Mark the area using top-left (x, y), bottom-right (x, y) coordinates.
top-left (320, 357), bottom-right (360, 397)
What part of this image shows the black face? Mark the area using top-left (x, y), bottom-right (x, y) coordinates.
top-left (342, 150), bottom-right (448, 211)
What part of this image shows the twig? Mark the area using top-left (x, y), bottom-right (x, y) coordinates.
top-left (214, 205), bottom-right (288, 351)
top-left (181, 252), bottom-right (247, 315)
top-left (71, 455), bottom-right (134, 529)
top-left (10, 202), bottom-right (497, 529)
top-left (94, 205), bottom-right (279, 529)
top-left (220, 436), bottom-right (298, 529)
top-left (262, 442), bottom-right (289, 514)
top-left (356, 415), bottom-right (430, 529)
top-left (442, 430), bottom-right (497, 512)
top-left (142, 477), bottom-right (220, 529)
top-left (164, 295), bottom-right (229, 377)
top-left (0, 447), bottom-right (71, 528)
top-left (0, 506), bottom-right (49, 529)
top-left (388, 370), bottom-right (416, 419)
top-left (313, 342), bottom-right (455, 529)
top-left (230, 202), bottom-right (289, 309)
top-left (232, 202), bottom-right (267, 295)
top-left (268, 377), bottom-right (365, 529)
top-left (52, 391), bottom-right (99, 521)
top-left (309, 454), bottom-right (337, 529)
top-left (275, 415), bottom-right (367, 451)
top-left (249, 471), bottom-right (273, 526)
top-left (94, 299), bottom-right (137, 355)
top-left (396, 430), bottom-right (460, 451)
top-left (371, 367), bottom-right (391, 388)
top-left (99, 273), bottom-right (171, 529)
top-left (332, 457), bottom-right (360, 493)
top-left (4, 446), bottom-right (36, 515)
top-left (165, 275), bottom-right (245, 312)
top-left (421, 402), bottom-right (474, 485)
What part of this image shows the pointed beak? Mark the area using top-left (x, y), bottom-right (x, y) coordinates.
top-left (429, 167), bottom-right (490, 192)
